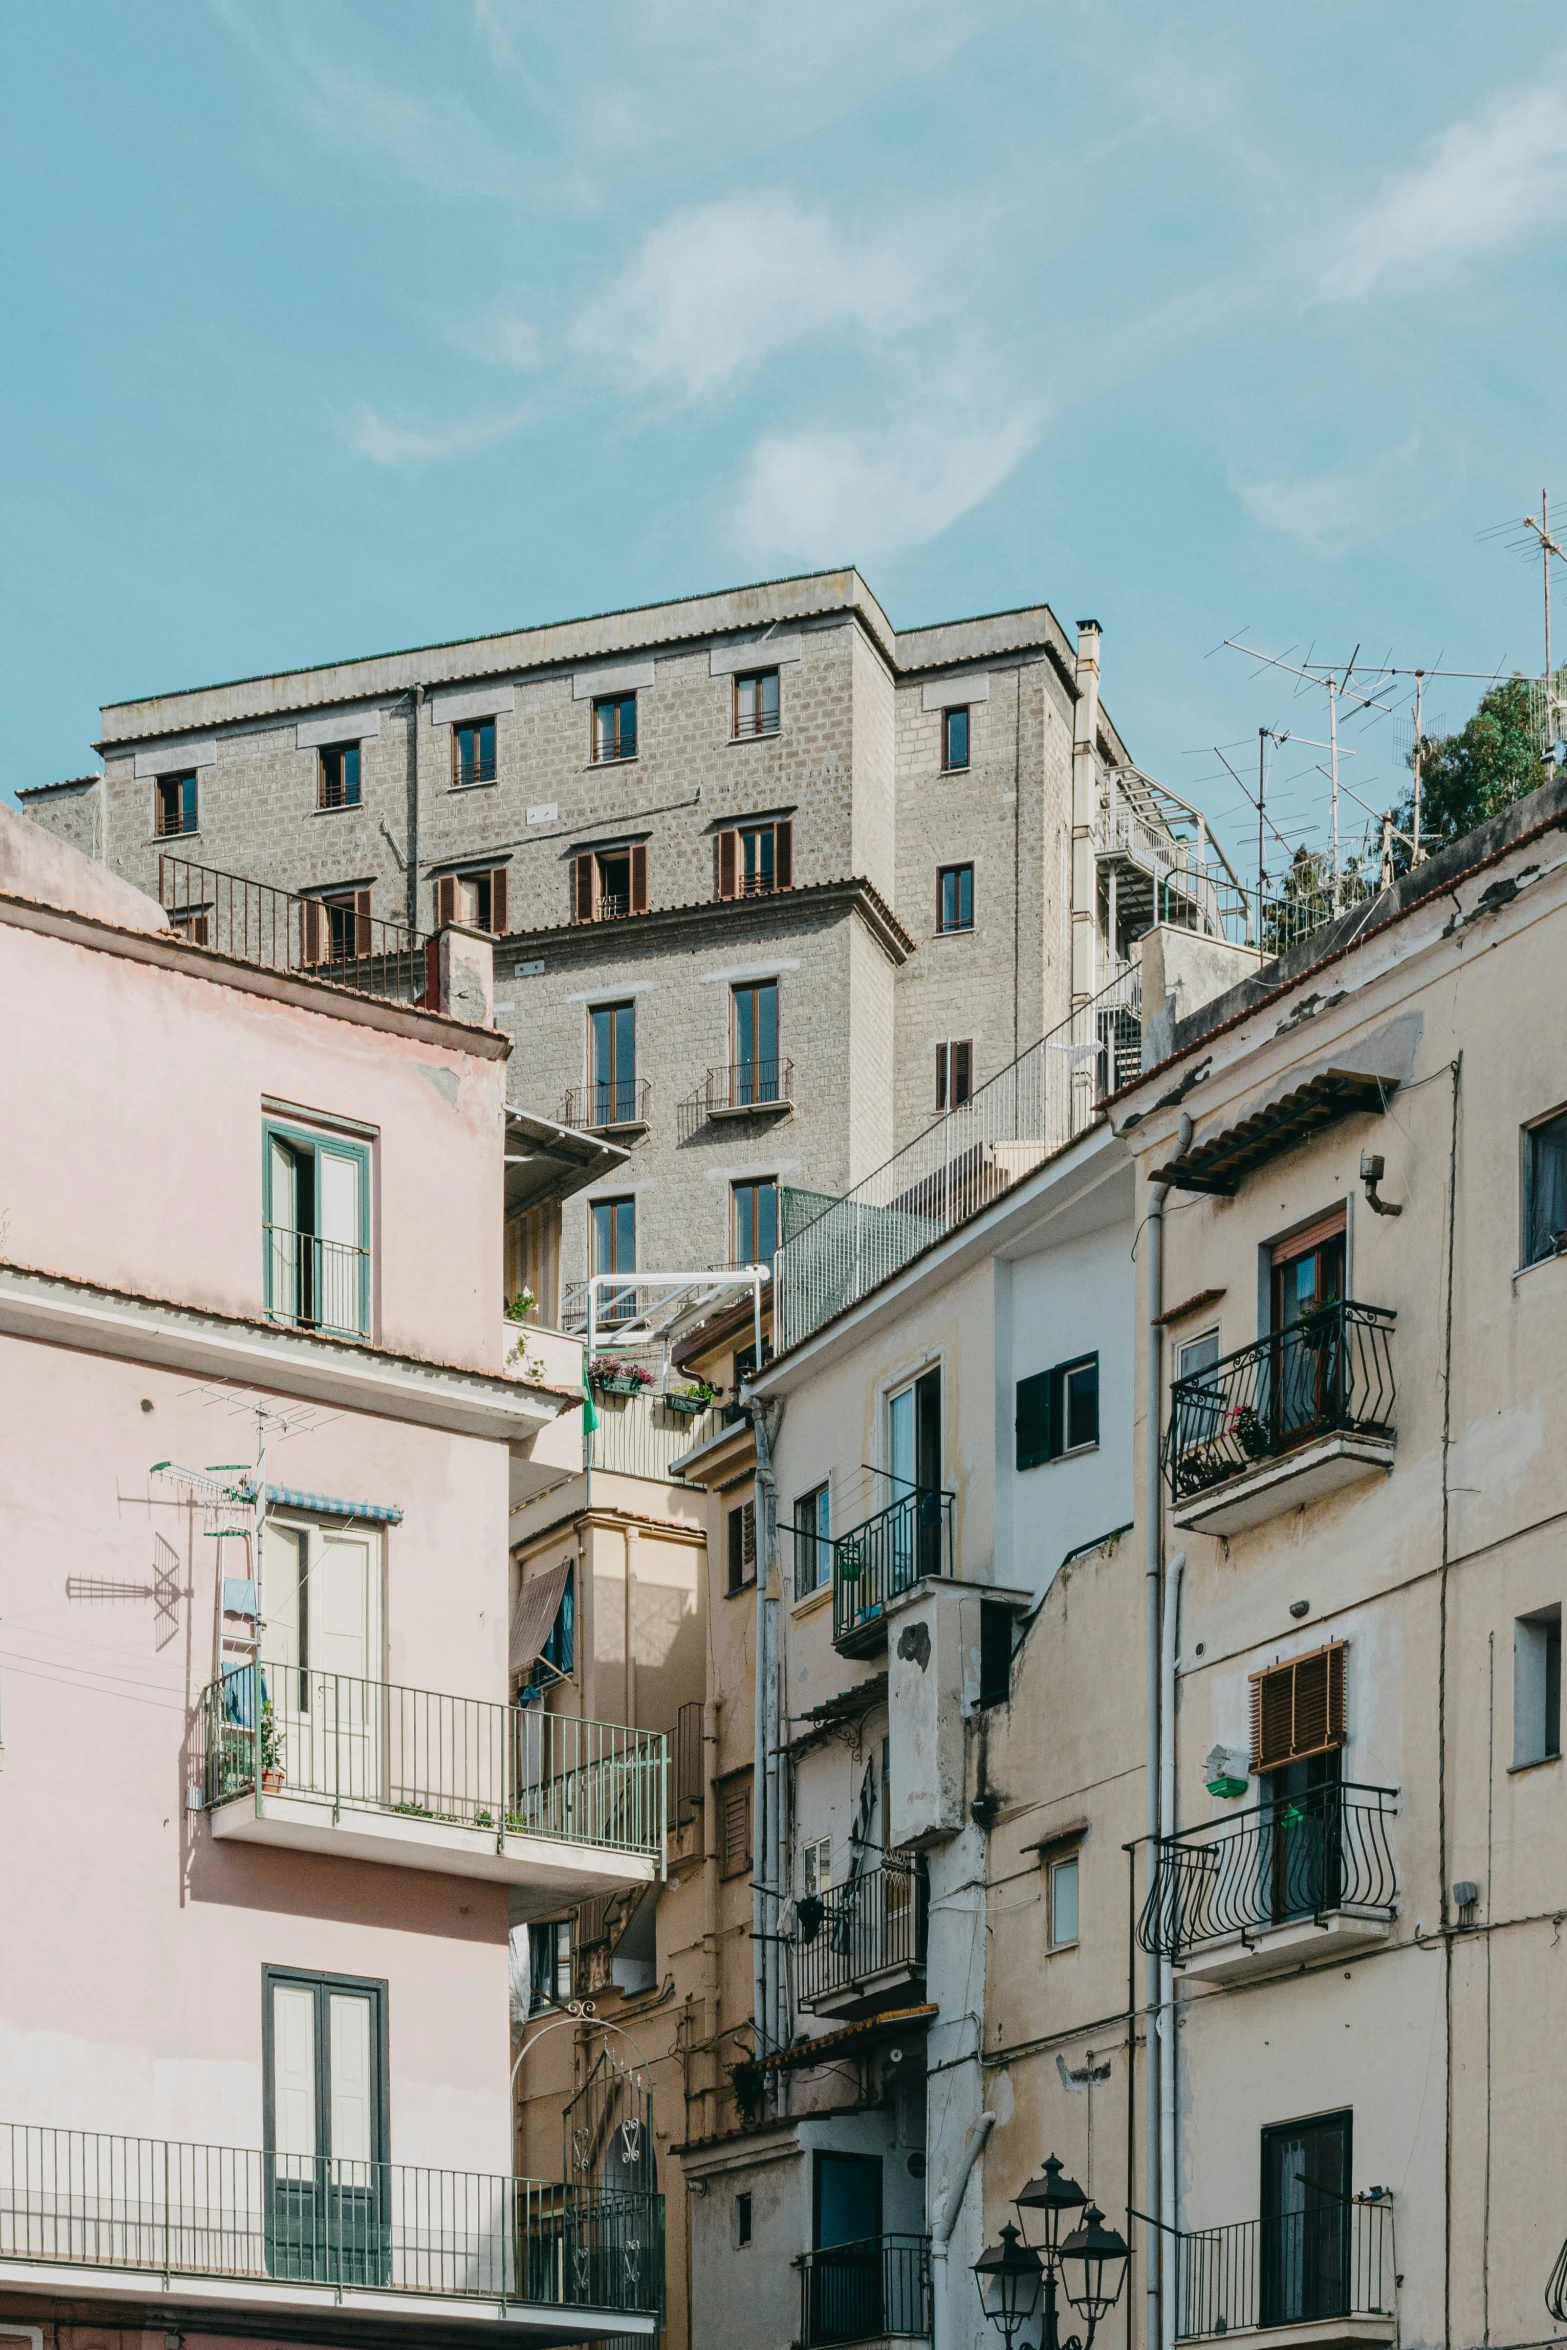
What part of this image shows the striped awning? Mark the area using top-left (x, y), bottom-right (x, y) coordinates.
top-left (239, 1480), bottom-right (403, 1525)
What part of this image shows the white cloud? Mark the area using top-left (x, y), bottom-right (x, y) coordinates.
top-left (347, 401), bottom-right (536, 468)
top-left (1325, 88), bottom-right (1567, 299)
top-left (1230, 435), bottom-right (1428, 559)
top-left (736, 410), bottom-right (1038, 562)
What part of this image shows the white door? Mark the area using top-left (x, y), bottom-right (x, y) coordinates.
top-left (312, 1535), bottom-right (375, 1802)
top-left (260, 1522), bottom-right (307, 1790)
top-left (269, 1137), bottom-right (301, 1322)
top-left (328, 1992), bottom-right (374, 2187)
top-left (271, 1981), bottom-right (317, 2184)
top-left (317, 1148), bottom-right (363, 1336)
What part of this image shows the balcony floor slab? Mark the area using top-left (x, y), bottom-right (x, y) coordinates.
top-left (1171, 1436), bottom-right (1395, 1537)
top-left (799, 1963), bottom-right (925, 2025)
top-left (1176, 1909), bottom-right (1394, 1985)
top-left (208, 1790), bottom-right (657, 1913)
top-left (1180, 2314), bottom-right (1394, 2350)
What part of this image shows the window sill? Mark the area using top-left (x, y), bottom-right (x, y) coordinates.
top-left (934, 925), bottom-right (977, 940)
top-left (151, 832), bottom-right (201, 846)
top-left (791, 1581), bottom-right (833, 1621)
top-left (1020, 1441), bottom-right (1101, 1473)
top-left (448, 776), bottom-right (498, 793)
top-left (940, 764), bottom-right (972, 778)
top-left (725, 1578), bottom-right (758, 1602)
top-left (588, 753), bottom-right (640, 770)
top-left (1046, 1940), bottom-right (1080, 1957)
top-left (1507, 1751), bottom-right (1561, 1777)
top-left (729, 730), bottom-right (782, 747)
top-left (1512, 1250), bottom-right (1567, 1283)
top-left (312, 801), bottom-right (364, 816)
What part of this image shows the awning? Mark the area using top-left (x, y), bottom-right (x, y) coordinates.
top-left (241, 1481), bottom-right (403, 1525)
top-left (762, 2003), bottom-right (936, 2073)
top-left (1148, 1069), bottom-right (1394, 1195)
top-left (510, 1558), bottom-right (572, 1679)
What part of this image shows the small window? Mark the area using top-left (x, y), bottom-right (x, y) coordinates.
top-left (716, 821), bottom-right (792, 900)
top-left (938, 864), bottom-right (974, 933)
top-left (573, 843), bottom-right (648, 922)
top-left (592, 694), bottom-right (638, 763)
top-left (1249, 1643), bottom-right (1347, 1774)
top-left (528, 1921), bottom-right (573, 2013)
top-left (979, 1599), bottom-right (1012, 1708)
top-left (1048, 1854), bottom-right (1080, 1948)
top-left (795, 1483), bottom-right (831, 1596)
top-left (590, 1196), bottom-right (637, 1322)
top-left (317, 745), bottom-right (361, 810)
top-left (735, 2190), bottom-right (753, 2247)
top-left (1015, 1352), bottom-right (1099, 1469)
top-left (942, 707), bottom-right (970, 772)
top-left (720, 1780), bottom-right (752, 1877)
top-left (727, 1498), bottom-right (757, 1595)
top-left (170, 904), bottom-right (211, 946)
top-left (1524, 1111), bottom-right (1567, 1267)
top-left (1514, 1605), bottom-right (1562, 1767)
top-left (732, 1178), bottom-right (778, 1267)
top-left (734, 670), bottom-right (780, 740)
top-left (589, 1001), bottom-right (638, 1127)
top-left (936, 1039), bottom-right (973, 1111)
top-left (264, 1121), bottom-right (371, 1340)
top-left (155, 772), bottom-right (198, 837)
top-left (452, 718), bottom-right (496, 787)
top-left (801, 1834), bottom-right (831, 1897)
top-left (436, 866), bottom-right (509, 935)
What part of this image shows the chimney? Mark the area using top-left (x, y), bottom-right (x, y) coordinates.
top-left (1071, 621), bottom-right (1103, 1010)
top-left (426, 925), bottom-right (495, 1026)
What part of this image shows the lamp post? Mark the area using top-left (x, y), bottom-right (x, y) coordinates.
top-left (975, 2155), bottom-right (1130, 2350)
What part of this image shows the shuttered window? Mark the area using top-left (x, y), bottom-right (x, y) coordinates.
top-left (936, 1039), bottom-right (973, 1110)
top-left (1016, 1354), bottom-right (1099, 1470)
top-left (435, 866), bottom-right (508, 934)
top-left (1250, 1642), bottom-right (1346, 1773)
top-left (572, 845), bottom-right (648, 922)
top-left (300, 889), bottom-right (372, 966)
top-left (720, 1782), bottom-right (752, 1878)
top-left (716, 820), bottom-right (792, 901)
top-left (727, 1499), bottom-right (757, 1595)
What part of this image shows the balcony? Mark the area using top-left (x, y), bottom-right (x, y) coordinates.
top-left (797, 2234), bottom-right (932, 2349)
top-left (832, 1490), bottom-right (955, 1659)
top-left (793, 1856), bottom-right (927, 2020)
top-left (705, 1058), bottom-right (793, 1117)
top-left (1164, 1303), bottom-right (1396, 1538)
top-left (157, 856), bottom-right (430, 1009)
top-left (265, 1226), bottom-right (371, 1342)
top-left (0, 2121), bottom-right (660, 2339)
top-left (1170, 2197), bottom-right (1394, 2348)
top-left (198, 1669), bottom-right (665, 1916)
top-left (1139, 1781), bottom-right (1398, 1983)
top-left (563, 1079), bottom-right (652, 1135)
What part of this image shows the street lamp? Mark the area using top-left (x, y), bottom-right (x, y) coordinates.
top-left (975, 2155), bottom-right (1130, 2350)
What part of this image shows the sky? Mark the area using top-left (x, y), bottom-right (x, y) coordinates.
top-left (3, 1), bottom-right (1566, 882)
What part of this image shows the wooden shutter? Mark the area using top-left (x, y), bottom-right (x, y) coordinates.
top-left (775, 820), bottom-right (792, 891)
top-left (936, 1042), bottom-right (949, 1110)
top-left (721, 1784), bottom-right (752, 1877)
top-left (489, 865), bottom-right (508, 937)
top-left (629, 842), bottom-right (649, 913)
top-left (727, 1499), bottom-right (757, 1593)
top-left (1250, 1642), bottom-right (1346, 1772)
top-left (1015, 1369), bottom-right (1053, 1471)
top-left (717, 829), bottom-right (738, 901)
top-left (573, 854), bottom-right (595, 923)
top-left (436, 875), bottom-right (457, 929)
top-left (953, 1040), bottom-right (972, 1105)
top-left (353, 888), bottom-right (372, 956)
top-left (300, 898), bottom-right (323, 965)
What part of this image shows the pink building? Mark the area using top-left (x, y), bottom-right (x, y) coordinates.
top-left (0, 810), bottom-right (663, 2349)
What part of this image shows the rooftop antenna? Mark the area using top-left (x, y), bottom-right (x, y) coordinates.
top-left (1521, 491), bottom-right (1566, 751)
top-left (1223, 637), bottom-right (1393, 907)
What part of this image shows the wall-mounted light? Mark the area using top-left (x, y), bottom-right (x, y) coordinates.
top-left (1360, 1153), bottom-right (1402, 1217)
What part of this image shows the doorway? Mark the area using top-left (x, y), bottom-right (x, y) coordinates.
top-left (1260, 2109), bottom-right (1351, 2326)
top-left (1270, 1216), bottom-right (1346, 1442)
top-left (264, 1970), bottom-right (389, 2284)
top-left (812, 2152), bottom-right (883, 2342)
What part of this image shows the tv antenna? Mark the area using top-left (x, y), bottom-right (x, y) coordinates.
top-left (1224, 638), bottom-right (1396, 903)
top-left (1521, 492), bottom-right (1567, 750)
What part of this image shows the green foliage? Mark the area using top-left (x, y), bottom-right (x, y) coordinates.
top-left (1400, 677), bottom-right (1547, 860)
top-left (727, 2053), bottom-right (766, 2125)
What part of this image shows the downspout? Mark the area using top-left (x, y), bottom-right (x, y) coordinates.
top-left (931, 2109), bottom-right (996, 2350)
top-left (407, 684), bottom-right (424, 934)
top-left (749, 1394), bottom-right (781, 2070)
top-left (1159, 1549), bottom-right (1185, 2350)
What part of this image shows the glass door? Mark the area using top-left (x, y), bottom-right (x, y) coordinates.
top-left (1260, 2110), bottom-right (1350, 2325)
top-left (265, 1972), bottom-right (388, 2284)
top-left (812, 2152), bottom-right (883, 2343)
top-left (1262, 1751), bottom-right (1343, 1925)
top-left (1271, 1226), bottom-right (1346, 1442)
top-left (732, 980), bottom-right (779, 1105)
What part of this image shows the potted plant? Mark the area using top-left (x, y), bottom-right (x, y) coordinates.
top-left (505, 1287), bottom-right (537, 1322)
top-left (589, 1355), bottom-right (654, 1396)
top-left (662, 1377), bottom-right (716, 1416)
top-left (259, 1697), bottom-right (285, 1794)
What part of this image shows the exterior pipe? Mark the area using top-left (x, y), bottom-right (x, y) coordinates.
top-left (931, 2108), bottom-right (996, 2350)
top-left (1159, 1550), bottom-right (1186, 2350)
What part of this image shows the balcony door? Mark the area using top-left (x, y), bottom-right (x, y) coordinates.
top-left (1260, 2109), bottom-right (1350, 2326)
top-left (1270, 1216), bottom-right (1346, 1442)
top-left (590, 1001), bottom-right (637, 1126)
top-left (1262, 1749), bottom-right (1344, 1926)
top-left (731, 980), bottom-right (779, 1105)
top-left (812, 2152), bottom-right (883, 2342)
top-left (261, 1523), bottom-right (379, 1808)
top-left (888, 1367), bottom-right (942, 1588)
top-left (264, 1969), bottom-right (388, 2285)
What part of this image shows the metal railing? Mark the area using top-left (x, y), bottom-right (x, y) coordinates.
top-left (454, 756), bottom-right (497, 787)
top-left (1138, 1782), bottom-right (1398, 1961)
top-left (1163, 1302), bottom-right (1396, 1503)
top-left (793, 1858), bottom-right (927, 2012)
top-left (263, 1224), bottom-right (370, 1340)
top-left (732, 709), bottom-right (781, 743)
top-left (831, 1490), bottom-right (955, 1653)
top-left (199, 1668), bottom-right (667, 1862)
top-left (565, 1079), bottom-right (652, 1130)
top-left (797, 2233), bottom-right (932, 2345)
top-left (706, 1058), bottom-right (793, 1112)
top-left (158, 857), bottom-right (429, 1007)
top-left (588, 1389), bottom-right (730, 1481)
top-left (1171, 2198), bottom-right (1393, 2339)
top-left (776, 967), bottom-right (1139, 1352)
top-left (0, 2122), bottom-right (661, 2316)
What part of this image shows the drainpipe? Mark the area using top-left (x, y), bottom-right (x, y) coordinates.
top-left (1071, 622), bottom-right (1102, 1011)
top-left (407, 684), bottom-right (424, 933)
top-left (749, 1395), bottom-right (781, 2068)
top-left (931, 2109), bottom-right (996, 2350)
top-left (1159, 1549), bottom-right (1185, 2350)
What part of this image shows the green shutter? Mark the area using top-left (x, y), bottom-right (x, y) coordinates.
top-left (1016, 1369), bottom-right (1054, 1471)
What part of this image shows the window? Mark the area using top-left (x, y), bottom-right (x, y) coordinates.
top-left (155, 772), bottom-right (198, 837)
top-left (935, 1039), bottom-right (973, 1111)
top-left (734, 669), bottom-right (781, 740)
top-left (590, 1001), bottom-right (639, 1127)
top-left (592, 694), bottom-right (637, 763)
top-left (942, 707), bottom-right (970, 772)
top-left (727, 1498), bottom-right (757, 1594)
top-left (1171, 1327), bottom-right (1224, 1457)
top-left (590, 1196), bottom-right (636, 1321)
top-left (887, 1366), bottom-right (943, 1579)
top-left (938, 863), bottom-right (974, 934)
top-left (720, 1779), bottom-right (752, 1877)
top-left (1524, 1111), bottom-right (1567, 1266)
top-left (735, 2191), bottom-right (754, 2247)
top-left (170, 904), bottom-right (211, 946)
top-left (1250, 1643), bottom-right (1346, 1774)
top-left (801, 1835), bottom-right (831, 1897)
top-left (716, 820), bottom-right (793, 900)
top-left (435, 865), bottom-right (508, 935)
top-left (1514, 1604), bottom-right (1562, 1767)
top-left (263, 1967), bottom-right (388, 2282)
top-left (452, 719), bottom-right (496, 787)
top-left (528, 1921), bottom-right (573, 2014)
top-left (263, 1121), bottom-right (371, 1340)
top-left (796, 1483), bottom-right (831, 1596)
top-left (731, 979), bottom-right (782, 1105)
top-left (732, 1178), bottom-right (778, 1267)
top-left (258, 1518), bottom-right (378, 1721)
top-left (979, 1600), bottom-right (1012, 1709)
top-left (1015, 1353), bottom-right (1099, 1469)
top-left (300, 888), bottom-right (373, 966)
top-left (1260, 2111), bottom-right (1351, 2328)
top-left (318, 745), bottom-right (361, 810)
top-left (573, 843), bottom-right (648, 922)
top-left (1048, 1854), bottom-right (1080, 1948)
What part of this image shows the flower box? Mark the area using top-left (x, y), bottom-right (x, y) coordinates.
top-left (592, 1372), bottom-right (646, 1396)
top-left (662, 1388), bottom-right (713, 1416)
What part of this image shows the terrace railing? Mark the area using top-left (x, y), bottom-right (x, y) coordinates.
top-left (797, 2233), bottom-right (933, 2346)
top-left (263, 1225), bottom-right (370, 1340)
top-left (1138, 1781), bottom-right (1398, 1962)
top-left (706, 1058), bottom-right (793, 1112)
top-left (793, 1857), bottom-right (927, 2013)
top-left (564, 1079), bottom-right (653, 1131)
top-left (776, 967), bottom-right (1139, 1352)
top-left (1171, 2196), bottom-right (1394, 2340)
top-left (1163, 1302), bottom-right (1396, 1503)
top-left (159, 856), bottom-right (429, 1008)
top-left (831, 1489), bottom-right (955, 1654)
top-left (199, 1669), bottom-right (666, 1861)
top-left (588, 1389), bottom-right (730, 1482)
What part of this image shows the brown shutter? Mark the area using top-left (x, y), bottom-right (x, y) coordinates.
top-left (574, 854), bottom-right (595, 923)
top-left (436, 875), bottom-right (457, 929)
top-left (775, 820), bottom-right (792, 891)
top-left (354, 888), bottom-right (373, 955)
top-left (1271, 1208), bottom-right (1347, 1266)
top-left (936, 1042), bottom-right (949, 1110)
top-left (954, 1040), bottom-right (972, 1105)
top-left (717, 829), bottom-right (738, 901)
top-left (629, 842), bottom-right (648, 913)
top-left (721, 1784), bottom-right (752, 1877)
top-left (1250, 1642), bottom-right (1347, 1772)
top-left (300, 898), bottom-right (323, 965)
top-left (489, 865), bottom-right (508, 937)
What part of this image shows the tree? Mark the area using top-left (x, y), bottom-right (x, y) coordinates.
top-left (1399, 676), bottom-right (1547, 862)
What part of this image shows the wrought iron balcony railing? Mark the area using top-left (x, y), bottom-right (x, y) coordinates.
top-left (793, 1857), bottom-right (927, 2013)
top-left (831, 1489), bottom-right (955, 1654)
top-left (1163, 1302), bottom-right (1396, 1504)
top-left (705, 1058), bottom-right (793, 1113)
top-left (263, 1224), bottom-right (371, 1341)
top-left (797, 2233), bottom-right (932, 2346)
top-left (564, 1078), bottom-right (652, 1130)
top-left (1138, 1781), bottom-right (1397, 1962)
top-left (1169, 2196), bottom-right (1393, 2340)
top-left (199, 1668), bottom-right (667, 1861)
top-left (158, 857), bottom-right (430, 1008)
top-left (0, 2121), bottom-right (661, 2317)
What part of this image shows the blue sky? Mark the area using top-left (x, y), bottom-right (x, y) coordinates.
top-left (4, 1), bottom-right (1566, 878)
